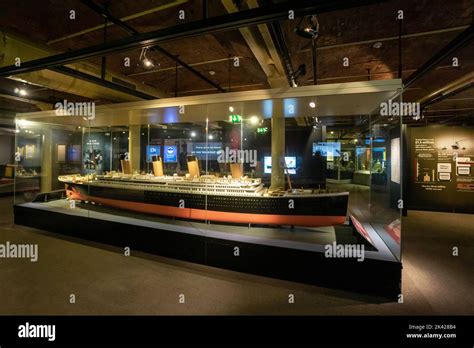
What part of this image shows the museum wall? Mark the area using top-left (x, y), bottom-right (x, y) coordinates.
top-left (0, 134), bottom-right (13, 165)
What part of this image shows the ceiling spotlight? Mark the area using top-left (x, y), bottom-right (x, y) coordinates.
top-left (19, 89), bottom-right (27, 96)
top-left (250, 116), bottom-right (259, 125)
top-left (140, 47), bottom-right (156, 69)
top-left (309, 101), bottom-right (316, 108)
top-left (208, 134), bottom-right (214, 140)
top-left (373, 42), bottom-right (383, 49)
top-left (209, 70), bottom-right (216, 75)
top-left (143, 58), bottom-right (154, 68)
top-left (14, 88), bottom-right (19, 94)
top-left (190, 131), bottom-right (196, 137)
top-left (330, 131), bottom-right (334, 134)
top-left (295, 15), bottom-right (320, 39)
top-left (229, 106), bottom-right (234, 112)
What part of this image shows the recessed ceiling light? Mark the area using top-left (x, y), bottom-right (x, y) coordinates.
top-left (373, 42), bottom-right (383, 49)
top-left (229, 106), bottom-right (234, 112)
top-left (250, 116), bottom-right (259, 125)
top-left (309, 101), bottom-right (316, 108)
top-left (209, 70), bottom-right (215, 75)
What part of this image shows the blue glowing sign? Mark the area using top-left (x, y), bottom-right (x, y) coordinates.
top-left (164, 146), bottom-right (177, 162)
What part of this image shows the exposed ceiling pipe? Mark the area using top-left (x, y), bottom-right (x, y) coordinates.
top-left (418, 71), bottom-right (474, 107)
top-left (404, 23), bottom-right (474, 89)
top-left (298, 25), bottom-right (469, 53)
top-left (267, 21), bottom-right (297, 87)
top-left (0, 29), bottom-right (164, 103)
top-left (79, 0), bottom-right (225, 93)
top-left (0, 0), bottom-right (389, 77)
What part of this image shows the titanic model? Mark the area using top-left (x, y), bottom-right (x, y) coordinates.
top-left (59, 156), bottom-right (349, 227)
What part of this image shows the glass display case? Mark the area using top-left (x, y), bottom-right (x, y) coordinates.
top-left (13, 81), bottom-right (403, 297)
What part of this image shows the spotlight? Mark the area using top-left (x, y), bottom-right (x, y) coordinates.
top-left (250, 116), bottom-right (259, 125)
top-left (190, 131), bottom-right (196, 137)
top-left (19, 89), bottom-right (27, 96)
top-left (208, 134), bottom-right (214, 140)
top-left (309, 101), bottom-right (316, 108)
top-left (143, 58), bottom-right (154, 68)
top-left (229, 106), bottom-right (234, 112)
top-left (14, 88), bottom-right (19, 94)
top-left (295, 15), bottom-right (320, 39)
top-left (373, 42), bottom-right (383, 49)
top-left (330, 131), bottom-right (334, 134)
top-left (209, 70), bottom-right (216, 75)
top-left (139, 47), bottom-right (156, 69)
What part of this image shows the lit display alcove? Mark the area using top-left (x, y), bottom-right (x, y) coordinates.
top-left (14, 80), bottom-right (403, 298)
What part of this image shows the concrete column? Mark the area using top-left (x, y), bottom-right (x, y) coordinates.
top-left (40, 127), bottom-right (52, 193)
top-left (128, 125), bottom-right (141, 173)
top-left (269, 115), bottom-right (285, 192)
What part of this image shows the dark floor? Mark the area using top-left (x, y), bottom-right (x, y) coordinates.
top-left (0, 196), bottom-right (472, 315)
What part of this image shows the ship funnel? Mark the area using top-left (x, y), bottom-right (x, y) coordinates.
top-left (152, 156), bottom-right (164, 177)
top-left (187, 156), bottom-right (200, 178)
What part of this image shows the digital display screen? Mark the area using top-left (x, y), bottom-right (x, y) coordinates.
top-left (263, 156), bottom-right (297, 175)
top-left (313, 142), bottom-right (341, 161)
top-left (146, 145), bottom-right (161, 162)
top-left (163, 146), bottom-right (177, 163)
top-left (191, 142), bottom-right (222, 160)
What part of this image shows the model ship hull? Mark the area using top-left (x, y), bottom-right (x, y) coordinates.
top-left (65, 182), bottom-right (349, 227)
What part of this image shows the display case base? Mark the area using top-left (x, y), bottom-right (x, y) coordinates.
top-left (14, 198), bottom-right (402, 300)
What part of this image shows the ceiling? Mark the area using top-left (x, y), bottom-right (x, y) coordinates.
top-left (0, 0), bottom-right (472, 126)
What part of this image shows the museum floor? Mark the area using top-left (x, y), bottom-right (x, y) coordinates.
top-left (0, 195), bottom-right (472, 315)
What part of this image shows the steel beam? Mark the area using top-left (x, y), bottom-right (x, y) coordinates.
top-left (404, 23), bottom-right (474, 89)
top-left (80, 0), bottom-right (225, 92)
top-left (421, 81), bottom-right (474, 109)
top-left (49, 66), bottom-right (156, 100)
top-left (0, 0), bottom-right (388, 77)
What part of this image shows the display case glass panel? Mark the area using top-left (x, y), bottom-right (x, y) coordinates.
top-left (13, 82), bottom-right (403, 295)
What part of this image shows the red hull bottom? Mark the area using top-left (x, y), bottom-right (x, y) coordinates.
top-left (67, 190), bottom-right (347, 227)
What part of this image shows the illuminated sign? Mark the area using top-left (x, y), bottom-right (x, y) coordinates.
top-left (164, 146), bottom-right (177, 162)
top-left (146, 145), bottom-right (161, 162)
top-left (229, 114), bottom-right (242, 123)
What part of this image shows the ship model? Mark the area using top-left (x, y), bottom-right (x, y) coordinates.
top-left (59, 156), bottom-right (349, 227)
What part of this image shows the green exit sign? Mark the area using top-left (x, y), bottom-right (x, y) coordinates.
top-left (229, 114), bottom-right (242, 123)
top-left (257, 127), bottom-right (268, 134)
